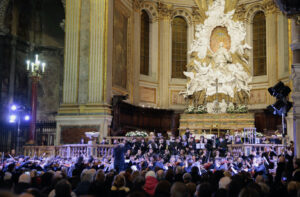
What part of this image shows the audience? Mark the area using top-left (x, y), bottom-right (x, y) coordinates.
top-left (0, 134), bottom-right (297, 197)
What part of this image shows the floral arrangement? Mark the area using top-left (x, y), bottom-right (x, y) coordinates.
top-left (227, 104), bottom-right (248, 113)
top-left (125, 131), bottom-right (149, 137)
top-left (185, 105), bottom-right (195, 113)
top-left (195, 105), bottom-right (207, 114)
top-left (185, 105), bottom-right (207, 114)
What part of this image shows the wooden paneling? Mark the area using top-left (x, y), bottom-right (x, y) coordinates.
top-left (111, 100), bottom-right (178, 135)
top-left (254, 110), bottom-right (282, 133)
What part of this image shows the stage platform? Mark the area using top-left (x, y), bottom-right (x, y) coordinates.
top-left (179, 113), bottom-right (255, 135)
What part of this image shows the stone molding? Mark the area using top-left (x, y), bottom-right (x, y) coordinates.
top-left (140, 1), bottom-right (159, 23)
top-left (245, 3), bottom-right (265, 24)
top-left (171, 8), bottom-right (193, 25)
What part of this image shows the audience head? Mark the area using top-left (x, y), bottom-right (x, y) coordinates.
top-left (196, 182), bottom-right (212, 197)
top-left (18, 174), bottom-right (31, 184)
top-left (113, 174), bottom-right (126, 188)
top-left (145, 171), bottom-right (157, 179)
top-left (55, 179), bottom-right (72, 197)
top-left (155, 180), bottom-right (171, 197)
top-left (219, 176), bottom-right (231, 189)
top-left (171, 182), bottom-right (189, 197)
top-left (156, 170), bottom-right (165, 181)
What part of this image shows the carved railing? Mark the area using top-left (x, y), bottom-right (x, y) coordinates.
top-left (23, 144), bottom-right (115, 158)
top-left (228, 144), bottom-right (285, 156)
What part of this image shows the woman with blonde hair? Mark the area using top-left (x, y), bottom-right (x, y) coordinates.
top-left (110, 174), bottom-right (130, 197)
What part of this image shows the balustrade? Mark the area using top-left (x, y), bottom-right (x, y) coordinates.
top-left (24, 144), bottom-right (114, 158)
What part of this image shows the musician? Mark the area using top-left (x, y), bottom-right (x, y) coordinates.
top-left (262, 146), bottom-right (277, 169)
top-left (218, 137), bottom-right (227, 157)
top-left (253, 156), bottom-right (267, 175)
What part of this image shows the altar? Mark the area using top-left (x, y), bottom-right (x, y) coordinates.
top-left (179, 113), bottom-right (255, 135)
top-left (178, 0), bottom-right (255, 136)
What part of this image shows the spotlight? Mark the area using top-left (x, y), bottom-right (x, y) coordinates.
top-left (9, 114), bottom-right (17, 123)
top-left (268, 81), bottom-right (284, 97)
top-left (11, 105), bottom-right (17, 111)
top-left (278, 86), bottom-right (291, 98)
top-left (24, 115), bottom-right (30, 121)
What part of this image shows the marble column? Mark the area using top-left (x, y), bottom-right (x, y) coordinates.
top-left (62, 0), bottom-right (81, 104)
top-left (158, 5), bottom-right (172, 108)
top-left (291, 18), bottom-right (300, 157)
top-left (56, 0), bottom-right (112, 145)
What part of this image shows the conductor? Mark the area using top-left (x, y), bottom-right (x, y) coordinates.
top-left (113, 140), bottom-right (126, 172)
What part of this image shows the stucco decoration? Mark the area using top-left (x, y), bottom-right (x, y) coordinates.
top-left (181, 0), bottom-right (252, 113)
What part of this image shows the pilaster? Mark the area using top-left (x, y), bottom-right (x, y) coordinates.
top-left (265, 2), bottom-right (279, 104)
top-left (132, 4), bottom-right (141, 105)
top-left (158, 3), bottom-right (172, 108)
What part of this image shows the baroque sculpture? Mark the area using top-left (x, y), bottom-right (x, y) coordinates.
top-left (181, 0), bottom-right (252, 114)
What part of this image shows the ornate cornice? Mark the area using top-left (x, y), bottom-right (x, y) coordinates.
top-left (157, 2), bottom-right (173, 20)
top-left (0, 0), bottom-right (10, 35)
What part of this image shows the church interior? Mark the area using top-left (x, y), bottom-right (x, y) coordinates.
top-left (1, 0), bottom-right (300, 196)
top-left (0, 0), bottom-right (300, 163)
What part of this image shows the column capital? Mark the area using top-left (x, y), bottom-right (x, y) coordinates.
top-left (157, 2), bottom-right (172, 20)
top-left (132, 0), bottom-right (141, 12)
top-left (263, 0), bottom-right (280, 15)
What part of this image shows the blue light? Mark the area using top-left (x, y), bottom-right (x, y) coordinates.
top-left (11, 105), bottom-right (17, 111)
top-left (9, 114), bottom-right (17, 123)
top-left (24, 115), bottom-right (30, 121)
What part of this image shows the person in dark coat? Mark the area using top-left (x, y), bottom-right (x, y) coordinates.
top-left (113, 142), bottom-right (126, 173)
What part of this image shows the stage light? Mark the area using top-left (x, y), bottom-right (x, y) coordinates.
top-left (278, 86), bottom-right (291, 98)
top-left (268, 81), bottom-right (284, 97)
top-left (11, 105), bottom-right (17, 111)
top-left (9, 114), bottom-right (17, 123)
top-left (24, 115), bottom-right (30, 121)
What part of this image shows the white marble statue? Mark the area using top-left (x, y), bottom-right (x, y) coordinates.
top-left (210, 42), bottom-right (232, 68)
top-left (181, 0), bottom-right (252, 113)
